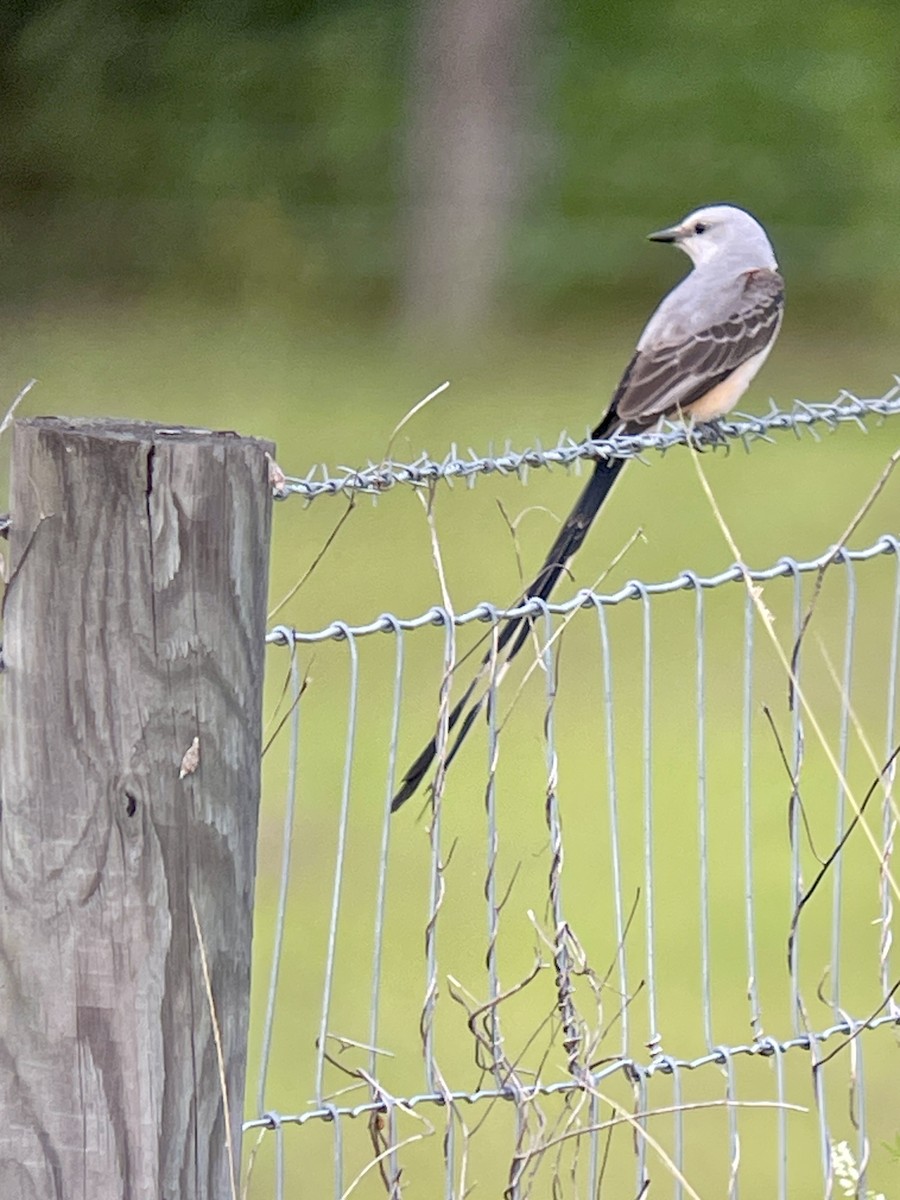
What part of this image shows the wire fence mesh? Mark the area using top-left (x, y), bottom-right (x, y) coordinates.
top-left (246, 390), bottom-right (900, 1200)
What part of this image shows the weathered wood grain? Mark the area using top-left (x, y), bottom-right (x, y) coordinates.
top-left (0, 418), bottom-right (274, 1199)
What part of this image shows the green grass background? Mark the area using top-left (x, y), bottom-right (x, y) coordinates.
top-left (2, 301), bottom-right (898, 1196)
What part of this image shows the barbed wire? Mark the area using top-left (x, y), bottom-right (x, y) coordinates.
top-left (276, 386), bottom-right (900, 503)
top-left (267, 533), bottom-right (899, 646)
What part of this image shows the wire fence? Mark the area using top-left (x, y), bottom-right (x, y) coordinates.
top-left (246, 389), bottom-right (900, 1200)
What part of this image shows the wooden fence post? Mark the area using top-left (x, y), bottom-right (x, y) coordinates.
top-left (0, 418), bottom-right (274, 1200)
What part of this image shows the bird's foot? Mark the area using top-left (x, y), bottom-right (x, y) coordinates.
top-left (688, 419), bottom-right (730, 454)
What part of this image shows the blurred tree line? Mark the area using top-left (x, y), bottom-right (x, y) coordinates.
top-left (1, 0), bottom-right (899, 332)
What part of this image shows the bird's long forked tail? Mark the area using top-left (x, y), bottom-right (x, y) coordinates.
top-left (390, 442), bottom-right (626, 812)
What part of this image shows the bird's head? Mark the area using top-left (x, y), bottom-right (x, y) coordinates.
top-left (647, 204), bottom-right (778, 271)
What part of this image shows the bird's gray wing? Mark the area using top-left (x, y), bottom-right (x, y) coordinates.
top-left (613, 268), bottom-right (784, 431)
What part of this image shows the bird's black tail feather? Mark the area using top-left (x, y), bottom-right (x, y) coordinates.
top-left (391, 424), bottom-right (625, 812)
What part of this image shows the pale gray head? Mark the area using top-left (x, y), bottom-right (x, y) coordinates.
top-left (647, 204), bottom-right (778, 272)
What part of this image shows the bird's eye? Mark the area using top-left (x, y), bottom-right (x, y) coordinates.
top-left (693, 222), bottom-right (708, 235)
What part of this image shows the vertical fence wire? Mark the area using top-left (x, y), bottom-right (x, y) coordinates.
top-left (855, 1032), bottom-right (869, 1199)
top-left (881, 553), bottom-right (900, 1011)
top-left (330, 1106), bottom-right (344, 1200)
top-left (315, 626), bottom-right (360, 1103)
top-left (596, 601), bottom-right (629, 1059)
top-left (257, 649), bottom-right (302, 1117)
top-left (586, 1088), bottom-right (601, 1200)
top-left (742, 589), bottom-right (761, 1037)
top-left (424, 607), bottom-right (457, 1097)
top-left (788, 562), bottom-right (804, 1034)
top-left (812, 1028), bottom-right (834, 1197)
top-left (484, 632), bottom-right (504, 1087)
top-left (443, 1107), bottom-right (456, 1200)
top-left (272, 1113), bottom-right (285, 1200)
top-left (638, 585), bottom-right (659, 1051)
top-left (369, 621), bottom-right (405, 1192)
top-left (541, 603), bottom-right (581, 1078)
top-left (769, 1038), bottom-right (787, 1200)
top-left (830, 555), bottom-right (857, 1013)
top-left (632, 1067), bottom-right (649, 1199)
top-left (693, 577), bottom-right (713, 1050)
top-left (670, 1059), bottom-right (684, 1200)
top-left (722, 1048), bottom-right (739, 1200)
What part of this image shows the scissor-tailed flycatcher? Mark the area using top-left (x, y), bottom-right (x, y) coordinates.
top-left (392, 203), bottom-right (784, 812)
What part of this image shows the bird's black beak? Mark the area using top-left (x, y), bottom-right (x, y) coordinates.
top-left (647, 223), bottom-right (681, 243)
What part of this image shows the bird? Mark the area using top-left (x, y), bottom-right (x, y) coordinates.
top-left (391, 203), bottom-right (784, 812)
